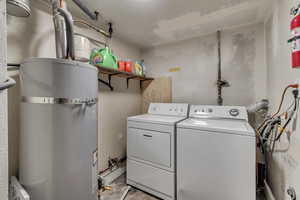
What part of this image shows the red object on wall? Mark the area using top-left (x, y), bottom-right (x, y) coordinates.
top-left (118, 61), bottom-right (126, 71)
top-left (125, 61), bottom-right (133, 73)
top-left (291, 12), bottom-right (300, 68)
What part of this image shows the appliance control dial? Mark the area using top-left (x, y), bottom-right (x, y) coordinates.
top-left (229, 109), bottom-right (239, 117)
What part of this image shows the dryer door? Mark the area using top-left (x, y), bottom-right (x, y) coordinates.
top-left (128, 128), bottom-right (171, 167)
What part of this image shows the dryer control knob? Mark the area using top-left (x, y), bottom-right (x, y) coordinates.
top-left (229, 109), bottom-right (239, 117)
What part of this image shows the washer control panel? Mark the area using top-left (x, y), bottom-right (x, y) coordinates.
top-left (189, 105), bottom-right (248, 121)
top-left (148, 103), bottom-right (189, 117)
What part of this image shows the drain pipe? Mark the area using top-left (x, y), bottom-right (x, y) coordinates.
top-left (216, 30), bottom-right (229, 105)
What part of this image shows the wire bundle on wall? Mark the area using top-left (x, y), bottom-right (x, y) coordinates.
top-left (257, 84), bottom-right (299, 145)
top-left (257, 84), bottom-right (299, 180)
top-left (257, 84), bottom-right (299, 144)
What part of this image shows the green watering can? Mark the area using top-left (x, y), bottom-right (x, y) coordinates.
top-left (90, 47), bottom-right (118, 69)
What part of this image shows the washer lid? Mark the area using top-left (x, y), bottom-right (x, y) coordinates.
top-left (177, 118), bottom-right (255, 137)
top-left (128, 114), bottom-right (187, 125)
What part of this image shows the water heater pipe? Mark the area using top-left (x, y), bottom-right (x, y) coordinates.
top-left (57, 7), bottom-right (75, 59)
top-left (52, 0), bottom-right (112, 59)
top-left (52, 0), bottom-right (75, 59)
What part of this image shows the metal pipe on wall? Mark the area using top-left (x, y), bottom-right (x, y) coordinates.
top-left (74, 20), bottom-right (113, 38)
top-left (51, 0), bottom-right (75, 60)
top-left (72, 0), bottom-right (98, 20)
top-left (217, 30), bottom-right (222, 105)
top-left (53, 13), bottom-right (68, 58)
top-left (51, 0), bottom-right (112, 59)
top-left (57, 7), bottom-right (75, 59)
top-left (216, 30), bottom-right (229, 105)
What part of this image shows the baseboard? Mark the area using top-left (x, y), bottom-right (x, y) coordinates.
top-left (264, 180), bottom-right (276, 200)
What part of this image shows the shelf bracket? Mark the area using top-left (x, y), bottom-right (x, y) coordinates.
top-left (98, 72), bottom-right (122, 91)
top-left (126, 76), bottom-right (137, 89)
top-left (98, 78), bottom-right (114, 91)
top-left (140, 80), bottom-right (144, 89)
top-left (140, 79), bottom-right (154, 89)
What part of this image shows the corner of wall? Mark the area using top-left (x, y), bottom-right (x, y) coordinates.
top-left (0, 0), bottom-right (8, 199)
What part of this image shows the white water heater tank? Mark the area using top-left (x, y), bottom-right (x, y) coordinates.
top-left (19, 58), bottom-right (98, 200)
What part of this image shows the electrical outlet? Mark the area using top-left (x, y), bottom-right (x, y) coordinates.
top-left (10, 176), bottom-right (30, 200)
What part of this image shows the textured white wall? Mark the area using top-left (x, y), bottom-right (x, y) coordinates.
top-left (0, 0), bottom-right (8, 199)
top-left (142, 23), bottom-right (267, 106)
top-left (265, 0), bottom-right (300, 199)
top-left (7, 0), bottom-right (141, 173)
top-left (77, 28), bottom-right (142, 171)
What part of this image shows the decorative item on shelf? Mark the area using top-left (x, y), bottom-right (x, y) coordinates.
top-left (90, 47), bottom-right (118, 69)
top-left (90, 48), bottom-right (103, 65)
top-left (140, 60), bottom-right (146, 75)
top-left (134, 61), bottom-right (143, 76)
top-left (125, 61), bottom-right (133, 73)
top-left (141, 60), bottom-right (146, 76)
top-left (118, 61), bottom-right (126, 71)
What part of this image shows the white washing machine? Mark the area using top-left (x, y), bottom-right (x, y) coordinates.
top-left (127, 103), bottom-right (189, 200)
top-left (177, 105), bottom-right (256, 200)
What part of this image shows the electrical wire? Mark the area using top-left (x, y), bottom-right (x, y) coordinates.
top-left (256, 86), bottom-right (299, 186)
top-left (275, 98), bottom-right (298, 141)
top-left (261, 118), bottom-right (281, 145)
top-left (271, 84), bottom-right (298, 117)
top-left (278, 98), bottom-right (297, 117)
top-left (257, 84), bottom-right (299, 132)
top-left (257, 85), bottom-right (299, 154)
top-left (271, 124), bottom-right (279, 153)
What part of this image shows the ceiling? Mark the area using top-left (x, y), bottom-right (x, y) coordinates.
top-left (68, 0), bottom-right (272, 48)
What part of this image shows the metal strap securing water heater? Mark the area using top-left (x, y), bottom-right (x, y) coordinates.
top-left (21, 96), bottom-right (98, 105)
